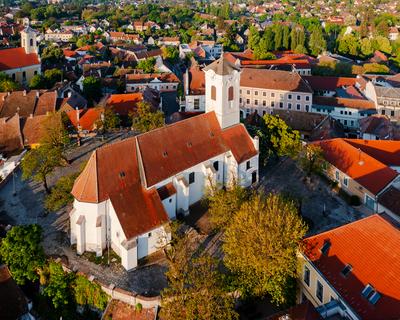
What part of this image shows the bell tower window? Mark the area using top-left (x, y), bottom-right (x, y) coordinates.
top-left (228, 86), bottom-right (234, 101)
top-left (211, 85), bottom-right (216, 100)
top-left (30, 39), bottom-right (33, 46)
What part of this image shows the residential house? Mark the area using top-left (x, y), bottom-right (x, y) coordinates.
top-left (304, 76), bottom-right (358, 97)
top-left (312, 96), bottom-right (376, 130)
top-left (183, 59), bottom-right (206, 112)
top-left (69, 56), bottom-right (259, 270)
top-left (0, 26), bottom-right (41, 85)
top-left (364, 81), bottom-right (400, 122)
top-left (157, 37), bottom-right (180, 46)
top-left (0, 264), bottom-right (35, 320)
top-left (389, 27), bottom-right (399, 41)
top-left (300, 214), bottom-right (400, 320)
top-left (44, 29), bottom-right (74, 42)
top-left (125, 73), bottom-right (180, 93)
top-left (377, 186), bottom-right (400, 222)
top-left (313, 138), bottom-right (400, 210)
top-left (359, 114), bottom-right (400, 140)
top-left (240, 69), bottom-right (313, 118)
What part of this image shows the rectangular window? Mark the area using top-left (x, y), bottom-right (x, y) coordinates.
top-left (271, 92), bottom-right (275, 98)
top-left (247, 90), bottom-right (250, 95)
top-left (246, 99), bottom-right (250, 104)
top-left (189, 172), bottom-right (195, 184)
top-left (211, 86), bottom-right (216, 100)
top-left (288, 103), bottom-right (292, 109)
top-left (316, 281), bottom-right (324, 302)
top-left (381, 110), bottom-right (386, 115)
top-left (335, 170), bottom-right (340, 181)
top-left (288, 94), bottom-right (292, 100)
top-left (254, 91), bottom-right (258, 95)
top-left (194, 99), bottom-right (200, 110)
top-left (263, 100), bottom-right (266, 106)
top-left (280, 102), bottom-right (283, 108)
top-left (213, 161), bottom-right (219, 171)
top-left (343, 176), bottom-right (348, 187)
top-left (306, 96), bottom-right (310, 101)
top-left (263, 92), bottom-right (266, 96)
top-left (239, 98), bottom-right (242, 103)
top-left (391, 110), bottom-right (395, 117)
top-left (296, 104), bottom-right (301, 110)
top-left (344, 120), bottom-right (348, 125)
top-left (340, 110), bottom-right (343, 114)
top-left (304, 266), bottom-right (310, 286)
top-left (246, 161), bottom-right (251, 170)
top-left (271, 101), bottom-right (275, 107)
top-left (228, 86), bottom-right (234, 101)
top-left (254, 99), bottom-right (258, 105)
top-left (297, 95), bottom-right (301, 100)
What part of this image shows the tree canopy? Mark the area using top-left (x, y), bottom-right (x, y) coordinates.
top-left (131, 101), bottom-right (164, 133)
top-left (0, 224), bottom-right (45, 285)
top-left (223, 193), bottom-right (307, 305)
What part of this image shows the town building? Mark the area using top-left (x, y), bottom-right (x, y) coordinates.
top-left (312, 96), bottom-right (376, 130)
top-left (125, 73), bottom-right (180, 93)
top-left (0, 26), bottom-right (41, 85)
top-left (44, 29), bottom-right (74, 42)
top-left (183, 59), bottom-right (206, 112)
top-left (240, 69), bottom-right (313, 118)
top-left (299, 214), bottom-right (400, 320)
top-left (313, 138), bottom-right (400, 210)
top-left (70, 56), bottom-right (259, 270)
top-left (359, 114), bottom-right (400, 140)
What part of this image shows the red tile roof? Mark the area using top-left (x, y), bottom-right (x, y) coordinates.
top-left (137, 112), bottom-right (229, 187)
top-left (110, 185), bottom-right (168, 239)
top-left (186, 60), bottom-right (205, 95)
top-left (66, 108), bottom-right (103, 132)
top-left (303, 76), bottom-right (357, 91)
top-left (106, 93), bottom-right (143, 116)
top-left (221, 124), bottom-right (258, 164)
top-left (344, 139), bottom-right (400, 167)
top-left (313, 96), bottom-right (376, 110)
top-left (313, 138), bottom-right (398, 195)
top-left (302, 215), bottom-right (400, 320)
top-left (241, 68), bottom-right (313, 93)
top-left (126, 73), bottom-right (180, 84)
top-left (0, 47), bottom-right (40, 71)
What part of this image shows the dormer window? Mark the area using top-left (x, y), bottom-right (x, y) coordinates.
top-left (341, 264), bottom-right (352, 277)
top-left (163, 151), bottom-right (168, 157)
top-left (320, 240), bottom-right (331, 255)
top-left (361, 284), bottom-right (374, 298)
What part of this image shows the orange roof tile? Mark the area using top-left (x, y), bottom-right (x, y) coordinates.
top-left (313, 96), bottom-right (376, 110)
top-left (313, 138), bottom-right (397, 195)
top-left (222, 124), bottom-right (258, 164)
top-left (0, 47), bottom-right (40, 71)
top-left (303, 215), bottom-right (400, 320)
top-left (66, 108), bottom-right (103, 132)
top-left (344, 139), bottom-right (400, 167)
top-left (303, 76), bottom-right (357, 91)
top-left (106, 93), bottom-right (143, 116)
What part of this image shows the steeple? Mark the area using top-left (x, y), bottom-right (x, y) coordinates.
top-left (20, 26), bottom-right (38, 55)
top-left (203, 54), bottom-right (241, 129)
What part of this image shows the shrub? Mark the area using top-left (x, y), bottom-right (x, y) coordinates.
top-left (73, 274), bottom-right (109, 310)
top-left (135, 303), bottom-right (142, 312)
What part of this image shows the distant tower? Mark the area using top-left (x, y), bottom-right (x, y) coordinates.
top-left (21, 26), bottom-right (38, 54)
top-left (203, 54), bottom-right (241, 129)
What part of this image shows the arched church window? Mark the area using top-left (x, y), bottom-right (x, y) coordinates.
top-left (211, 85), bottom-right (216, 100)
top-left (30, 39), bottom-right (33, 46)
top-left (228, 86), bottom-right (234, 101)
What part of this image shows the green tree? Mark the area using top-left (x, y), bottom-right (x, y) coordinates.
top-left (21, 145), bottom-right (63, 193)
top-left (360, 38), bottom-right (374, 57)
top-left (298, 144), bottom-right (326, 177)
top-left (248, 25), bottom-right (260, 50)
top-left (73, 275), bottom-right (109, 310)
top-left (43, 261), bottom-right (74, 309)
top-left (308, 28), bottom-right (326, 56)
top-left (372, 36), bottom-right (392, 55)
top-left (44, 173), bottom-right (78, 211)
top-left (29, 74), bottom-right (46, 89)
top-left (44, 68), bottom-right (63, 88)
top-left (223, 193), bottom-right (307, 305)
top-left (137, 57), bottom-right (156, 73)
top-left (96, 108), bottom-right (120, 132)
top-left (282, 25), bottom-right (290, 50)
top-left (0, 224), bottom-right (45, 285)
top-left (160, 226), bottom-right (238, 320)
top-left (206, 183), bottom-right (249, 231)
top-left (162, 46), bottom-right (179, 62)
top-left (40, 111), bottom-right (70, 150)
top-left (41, 46), bottom-right (65, 66)
top-left (131, 102), bottom-right (164, 133)
top-left (273, 24), bottom-right (283, 50)
top-left (0, 72), bottom-right (19, 92)
top-left (338, 34), bottom-right (360, 56)
top-left (83, 76), bottom-right (102, 104)
top-left (247, 114), bottom-right (301, 164)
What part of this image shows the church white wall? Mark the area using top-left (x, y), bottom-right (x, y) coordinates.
top-left (238, 154), bottom-right (259, 187)
top-left (162, 195), bottom-right (177, 219)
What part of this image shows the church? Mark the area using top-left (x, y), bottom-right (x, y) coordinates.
top-left (70, 56), bottom-right (259, 270)
top-left (0, 26), bottom-right (41, 85)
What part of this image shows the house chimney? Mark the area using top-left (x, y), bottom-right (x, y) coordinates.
top-left (76, 107), bottom-right (80, 123)
top-left (36, 91), bottom-right (40, 98)
top-left (68, 91), bottom-right (72, 98)
top-left (23, 90), bottom-right (26, 96)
